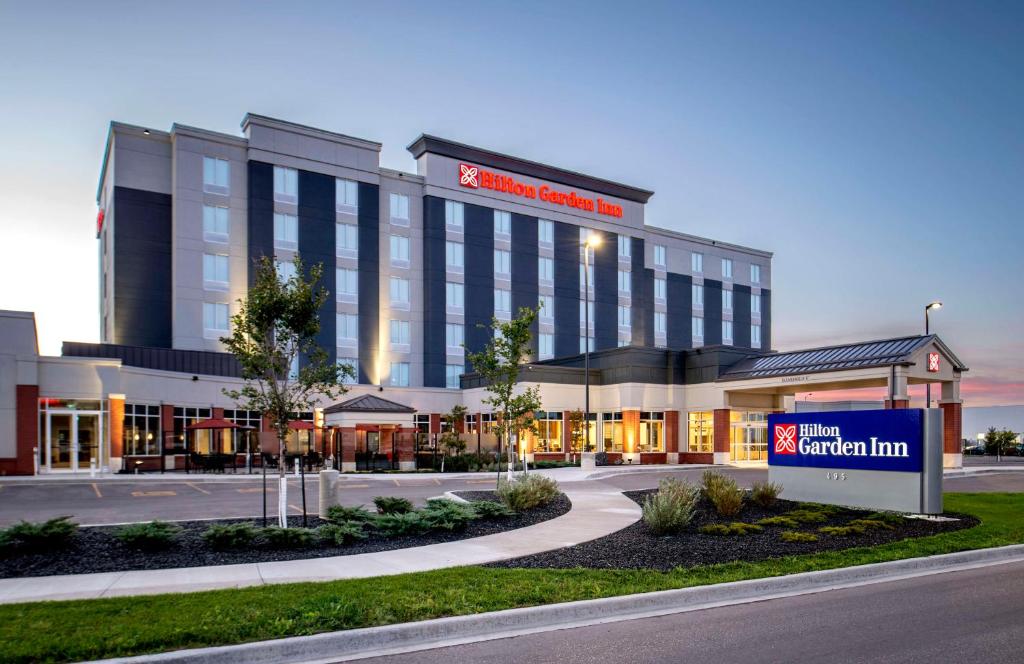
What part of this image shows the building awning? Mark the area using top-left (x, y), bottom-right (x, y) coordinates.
top-left (324, 394), bottom-right (416, 414)
top-left (186, 418), bottom-right (251, 430)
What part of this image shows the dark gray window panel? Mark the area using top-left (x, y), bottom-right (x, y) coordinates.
top-left (666, 272), bottom-right (693, 349)
top-left (357, 182), bottom-right (380, 384)
top-left (246, 161), bottom-right (274, 287)
top-left (630, 237), bottom-right (652, 347)
top-left (593, 229), bottom-right (617, 351)
top-left (732, 284), bottom-right (752, 348)
top-left (553, 220), bottom-right (580, 358)
top-left (510, 212), bottom-right (539, 355)
top-left (464, 202), bottom-right (495, 370)
top-left (704, 278), bottom-right (723, 345)
top-left (62, 342), bottom-right (242, 378)
top-left (422, 196), bottom-right (447, 387)
top-left (111, 186), bottom-right (172, 348)
top-left (298, 170), bottom-right (337, 369)
top-left (762, 288), bottom-right (772, 351)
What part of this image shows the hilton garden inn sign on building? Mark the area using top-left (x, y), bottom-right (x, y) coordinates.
top-left (0, 113), bottom-right (968, 476)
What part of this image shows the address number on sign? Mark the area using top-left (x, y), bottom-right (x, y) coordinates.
top-left (825, 471), bottom-right (847, 481)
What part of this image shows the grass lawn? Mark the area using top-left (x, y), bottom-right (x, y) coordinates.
top-left (2, 493), bottom-right (1022, 663)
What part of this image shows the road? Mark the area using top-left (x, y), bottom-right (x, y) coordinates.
top-left (0, 467), bottom-right (1019, 526)
top-left (364, 559), bottom-right (1024, 664)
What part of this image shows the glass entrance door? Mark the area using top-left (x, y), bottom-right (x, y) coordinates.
top-left (76, 414), bottom-right (100, 470)
top-left (729, 412), bottom-right (768, 463)
top-left (44, 411), bottom-right (104, 472)
top-left (48, 413), bottom-right (73, 470)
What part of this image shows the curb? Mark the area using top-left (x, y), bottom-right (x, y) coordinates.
top-left (100, 543), bottom-right (1024, 664)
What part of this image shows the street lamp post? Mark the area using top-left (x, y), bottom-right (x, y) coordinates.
top-left (925, 301), bottom-right (942, 408)
top-left (582, 234), bottom-right (601, 457)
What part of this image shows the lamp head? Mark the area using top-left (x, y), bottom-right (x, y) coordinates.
top-left (583, 234), bottom-right (602, 249)
top-left (926, 301), bottom-right (943, 311)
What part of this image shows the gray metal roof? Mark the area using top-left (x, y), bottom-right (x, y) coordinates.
top-left (718, 334), bottom-right (967, 382)
top-left (323, 394), bottom-right (416, 414)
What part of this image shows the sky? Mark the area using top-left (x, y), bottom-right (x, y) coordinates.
top-left (0, 1), bottom-right (1021, 406)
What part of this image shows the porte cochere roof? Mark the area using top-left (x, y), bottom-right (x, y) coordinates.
top-left (323, 394), bottom-right (417, 414)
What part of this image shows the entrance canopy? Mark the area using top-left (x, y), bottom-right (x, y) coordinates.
top-left (323, 394), bottom-right (416, 428)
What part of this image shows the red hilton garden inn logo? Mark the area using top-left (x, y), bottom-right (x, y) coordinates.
top-left (457, 162), bottom-right (624, 218)
top-left (774, 424), bottom-right (798, 455)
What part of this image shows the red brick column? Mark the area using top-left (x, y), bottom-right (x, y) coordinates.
top-left (108, 395), bottom-right (125, 469)
top-left (884, 399), bottom-right (909, 409)
top-left (940, 401), bottom-right (962, 467)
top-left (664, 410), bottom-right (680, 456)
top-left (340, 427), bottom-right (356, 471)
top-left (562, 411), bottom-right (572, 452)
top-left (0, 385), bottom-right (39, 475)
top-left (713, 408), bottom-right (731, 464)
top-left (623, 410), bottom-right (641, 457)
top-left (429, 413), bottom-right (441, 435)
top-left (396, 428), bottom-right (416, 470)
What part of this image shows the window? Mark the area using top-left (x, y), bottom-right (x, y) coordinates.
top-left (390, 319), bottom-right (410, 348)
top-left (172, 406), bottom-right (212, 453)
top-left (538, 294), bottom-right (554, 321)
top-left (336, 178), bottom-right (358, 212)
top-left (602, 412), bottom-right (624, 452)
top-left (538, 219), bottom-right (553, 245)
top-left (538, 333), bottom-right (554, 359)
top-left (389, 193), bottom-right (409, 221)
top-left (203, 253), bottom-right (229, 288)
top-left (337, 313), bottom-right (358, 344)
top-left (494, 210), bottom-right (511, 236)
top-left (538, 257), bottom-right (554, 284)
top-left (203, 205), bottom-right (229, 242)
top-left (579, 300), bottom-right (594, 325)
top-left (390, 277), bottom-right (410, 308)
top-left (654, 277), bottom-right (666, 302)
top-left (202, 157), bottom-right (229, 194)
top-left (446, 323), bottom-right (464, 351)
top-left (445, 364), bottom-right (463, 389)
top-left (692, 283), bottom-right (704, 308)
top-left (722, 258), bottom-right (733, 280)
top-left (494, 249), bottom-right (511, 277)
top-left (687, 411), bottom-right (713, 453)
top-left (692, 252), bottom-right (703, 273)
top-left (123, 404), bottom-right (161, 456)
top-left (722, 289), bottom-right (733, 311)
top-left (654, 244), bottom-right (667, 267)
top-left (390, 362), bottom-right (410, 387)
top-left (654, 311), bottom-right (667, 336)
top-left (692, 316), bottom-right (704, 339)
top-left (579, 335), bottom-right (594, 353)
top-left (224, 409), bottom-right (262, 432)
top-left (288, 356), bottom-right (300, 381)
top-left (445, 200), bottom-right (464, 228)
top-left (752, 324), bottom-right (762, 349)
top-left (618, 235), bottom-right (631, 258)
top-left (446, 241), bottom-right (464, 272)
top-left (723, 320), bottom-right (734, 345)
top-left (752, 293), bottom-right (761, 315)
top-left (494, 288), bottom-right (511, 315)
top-left (273, 166), bottom-right (298, 204)
top-left (275, 259), bottom-right (296, 283)
top-left (751, 264), bottom-right (761, 284)
top-left (618, 305), bottom-right (631, 328)
top-left (618, 270), bottom-right (631, 295)
top-left (203, 302), bottom-right (229, 336)
top-left (336, 268), bottom-right (358, 301)
top-left (639, 412), bottom-right (664, 452)
top-left (337, 357), bottom-right (358, 384)
top-left (618, 336), bottom-right (631, 347)
top-left (391, 235), bottom-right (410, 267)
top-left (535, 411), bottom-right (564, 452)
top-left (273, 213), bottom-right (298, 250)
top-left (446, 281), bottom-right (464, 312)
top-left (336, 223), bottom-right (358, 257)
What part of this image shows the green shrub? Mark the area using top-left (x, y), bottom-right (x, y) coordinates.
top-left (819, 524), bottom-right (867, 537)
top-left (420, 499), bottom-right (478, 531)
top-left (699, 522), bottom-right (763, 536)
top-left (701, 471), bottom-right (744, 517)
top-left (374, 512), bottom-right (429, 537)
top-left (373, 496), bottom-right (414, 515)
top-left (756, 516), bottom-right (800, 528)
top-left (785, 509), bottom-right (828, 524)
top-left (318, 522), bottom-right (368, 546)
top-left (115, 521), bottom-right (181, 550)
top-left (261, 527), bottom-right (317, 548)
top-left (867, 511), bottom-right (906, 526)
top-left (642, 478), bottom-right (699, 535)
top-left (2, 516), bottom-right (78, 551)
top-left (780, 530), bottom-right (819, 542)
top-left (324, 504), bottom-right (377, 524)
top-left (750, 481), bottom-right (783, 508)
top-left (847, 518), bottom-right (894, 531)
top-left (470, 500), bottom-right (516, 519)
top-left (496, 474), bottom-right (561, 511)
top-left (202, 523), bottom-right (258, 550)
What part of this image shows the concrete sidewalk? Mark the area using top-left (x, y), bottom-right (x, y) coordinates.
top-left (0, 485), bottom-right (641, 605)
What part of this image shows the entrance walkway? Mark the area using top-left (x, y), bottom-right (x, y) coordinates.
top-left (0, 485), bottom-right (641, 605)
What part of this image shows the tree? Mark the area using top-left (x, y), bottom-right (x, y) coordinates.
top-left (983, 427), bottom-right (1021, 456)
top-left (221, 256), bottom-right (353, 527)
top-left (439, 404), bottom-right (468, 472)
top-left (567, 408), bottom-right (586, 458)
top-left (465, 306), bottom-right (542, 485)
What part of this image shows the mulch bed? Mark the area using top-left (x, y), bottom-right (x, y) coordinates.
top-left (0, 492), bottom-right (571, 579)
top-left (489, 489), bottom-right (977, 572)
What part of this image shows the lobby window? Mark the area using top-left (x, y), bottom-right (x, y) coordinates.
top-left (751, 293), bottom-right (761, 315)
top-left (538, 294), bottom-right (554, 321)
top-left (617, 269), bottom-right (631, 295)
top-left (124, 404), bottom-right (160, 456)
top-left (535, 411), bottom-right (564, 453)
top-left (692, 315), bottom-right (704, 340)
top-left (494, 249), bottom-right (511, 278)
top-left (273, 166), bottom-right (298, 204)
top-left (203, 302), bottom-right (229, 337)
top-left (389, 319), bottom-right (410, 349)
top-left (602, 412), bottom-right (624, 452)
top-left (495, 288), bottom-right (511, 316)
top-left (722, 258), bottom-right (733, 280)
top-left (692, 283), bottom-right (704, 308)
top-left (337, 357), bottom-right (358, 384)
top-left (446, 281), bottom-right (464, 313)
top-left (446, 323), bottom-right (464, 353)
top-left (618, 235), bottom-right (631, 259)
top-left (691, 251), bottom-right (703, 274)
top-left (618, 305), bottom-right (631, 328)
top-left (275, 259), bottom-right (296, 283)
top-left (172, 406), bottom-right (212, 453)
top-left (463, 413), bottom-right (477, 435)
top-left (389, 193), bottom-right (409, 223)
top-left (336, 268), bottom-right (358, 302)
top-left (538, 219), bottom-right (554, 245)
top-left (654, 277), bottom-right (666, 303)
top-left (203, 253), bottom-right (229, 290)
top-left (654, 311), bottom-right (667, 336)
top-left (687, 411), bottom-right (713, 453)
top-left (336, 313), bottom-right (358, 345)
top-left (722, 289), bottom-right (733, 311)
top-left (654, 244), bottom-right (667, 268)
top-left (538, 333), bottom-right (554, 359)
top-left (494, 210), bottom-right (511, 237)
top-left (336, 223), bottom-right (358, 258)
top-left (390, 362), bottom-right (410, 387)
top-left (336, 178), bottom-right (358, 213)
top-left (752, 324), bottom-right (762, 349)
top-left (225, 408), bottom-right (262, 434)
top-left (203, 205), bottom-right (229, 243)
top-left (390, 276), bottom-right (410, 309)
top-left (274, 213), bottom-right (298, 251)
top-left (202, 157), bottom-right (229, 195)
top-left (446, 241), bottom-right (464, 272)
top-left (445, 200), bottom-right (464, 229)
top-left (390, 235), bottom-right (410, 268)
top-left (538, 257), bottom-right (554, 284)
top-left (723, 320), bottom-right (734, 345)
top-left (445, 364), bottom-right (463, 389)
top-left (751, 264), bottom-right (761, 284)
top-left (639, 412), bottom-right (665, 452)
